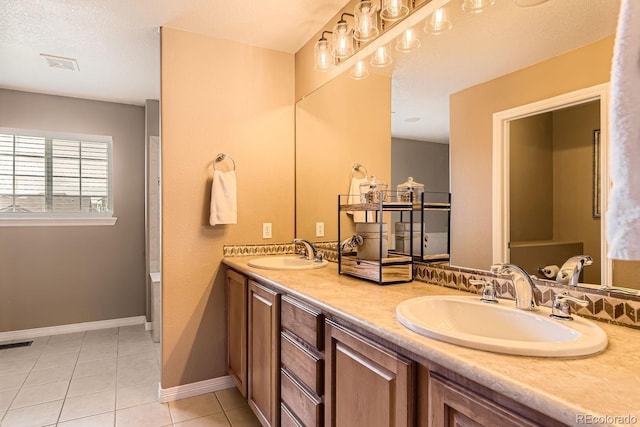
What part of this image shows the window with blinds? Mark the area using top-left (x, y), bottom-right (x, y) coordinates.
top-left (0, 130), bottom-right (112, 215)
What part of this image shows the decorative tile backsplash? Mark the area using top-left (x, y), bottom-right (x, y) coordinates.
top-left (224, 242), bottom-right (640, 329)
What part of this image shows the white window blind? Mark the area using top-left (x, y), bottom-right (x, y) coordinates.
top-left (0, 130), bottom-right (113, 215)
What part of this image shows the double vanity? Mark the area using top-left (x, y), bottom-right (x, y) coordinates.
top-left (223, 256), bottom-right (640, 427)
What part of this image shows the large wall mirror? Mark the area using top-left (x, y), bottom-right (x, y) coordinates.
top-left (294, 0), bottom-right (639, 291)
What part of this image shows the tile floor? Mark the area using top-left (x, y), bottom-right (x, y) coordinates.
top-left (0, 325), bottom-right (260, 427)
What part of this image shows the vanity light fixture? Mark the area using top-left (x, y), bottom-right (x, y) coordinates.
top-left (380, 0), bottom-right (410, 22)
top-left (349, 59), bottom-right (370, 80)
top-left (370, 44), bottom-right (393, 67)
top-left (354, 1), bottom-right (380, 42)
top-left (396, 26), bottom-right (421, 52)
top-left (332, 13), bottom-right (355, 59)
top-left (462, 0), bottom-right (495, 14)
top-left (314, 31), bottom-right (333, 72)
top-left (424, 5), bottom-right (453, 35)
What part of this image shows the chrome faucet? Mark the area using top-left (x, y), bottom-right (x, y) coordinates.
top-left (556, 255), bottom-right (593, 286)
top-left (490, 264), bottom-right (538, 311)
top-left (293, 239), bottom-right (321, 262)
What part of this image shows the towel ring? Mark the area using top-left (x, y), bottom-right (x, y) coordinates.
top-left (214, 153), bottom-right (236, 171)
top-left (351, 163), bottom-right (367, 178)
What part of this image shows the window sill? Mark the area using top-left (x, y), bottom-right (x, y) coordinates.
top-left (0, 217), bottom-right (118, 227)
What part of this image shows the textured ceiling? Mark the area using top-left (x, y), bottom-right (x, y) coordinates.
top-left (0, 0), bottom-right (622, 143)
top-left (0, 0), bottom-right (349, 106)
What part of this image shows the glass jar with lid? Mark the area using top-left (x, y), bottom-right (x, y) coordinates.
top-left (359, 176), bottom-right (388, 203)
top-left (396, 177), bottom-right (424, 203)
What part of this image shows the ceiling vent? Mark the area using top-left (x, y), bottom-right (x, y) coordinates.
top-left (40, 54), bottom-right (80, 71)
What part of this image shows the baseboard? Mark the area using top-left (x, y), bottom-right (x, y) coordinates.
top-left (0, 316), bottom-right (146, 342)
top-left (158, 375), bottom-right (236, 403)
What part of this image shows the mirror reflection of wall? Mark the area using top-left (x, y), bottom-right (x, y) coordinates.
top-left (391, 138), bottom-right (450, 258)
top-left (509, 101), bottom-right (601, 284)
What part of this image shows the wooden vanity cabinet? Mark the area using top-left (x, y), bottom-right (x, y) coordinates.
top-left (324, 319), bottom-right (415, 427)
top-left (425, 367), bottom-right (567, 427)
top-left (226, 269), bottom-right (248, 397)
top-left (248, 280), bottom-right (281, 427)
top-left (280, 295), bottom-right (324, 427)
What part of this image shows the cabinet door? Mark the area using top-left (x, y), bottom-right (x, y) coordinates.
top-left (325, 320), bottom-right (414, 427)
top-left (248, 280), bottom-right (280, 427)
top-left (429, 372), bottom-right (540, 427)
top-left (226, 269), bottom-right (247, 397)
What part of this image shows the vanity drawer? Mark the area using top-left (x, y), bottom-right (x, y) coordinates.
top-left (281, 368), bottom-right (323, 427)
top-left (281, 331), bottom-right (323, 396)
top-left (281, 295), bottom-right (324, 351)
top-left (281, 403), bottom-right (303, 427)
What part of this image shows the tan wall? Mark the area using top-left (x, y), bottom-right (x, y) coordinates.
top-left (160, 27), bottom-right (295, 388)
top-left (449, 36), bottom-right (614, 270)
top-left (552, 102), bottom-right (601, 284)
top-left (295, 72), bottom-right (391, 241)
top-left (509, 113), bottom-right (553, 242)
top-left (0, 89), bottom-right (146, 332)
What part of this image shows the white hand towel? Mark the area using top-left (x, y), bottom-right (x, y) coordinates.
top-left (607, 0), bottom-right (640, 259)
top-left (210, 169), bottom-right (237, 226)
top-left (347, 176), bottom-right (368, 223)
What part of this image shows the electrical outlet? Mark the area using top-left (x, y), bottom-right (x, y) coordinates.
top-left (262, 222), bottom-right (272, 239)
top-left (316, 222), bottom-right (325, 237)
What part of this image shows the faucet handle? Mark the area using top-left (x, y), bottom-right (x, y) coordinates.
top-left (470, 279), bottom-right (498, 304)
top-left (550, 292), bottom-right (588, 321)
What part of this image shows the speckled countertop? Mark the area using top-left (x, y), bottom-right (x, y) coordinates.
top-left (223, 257), bottom-right (640, 427)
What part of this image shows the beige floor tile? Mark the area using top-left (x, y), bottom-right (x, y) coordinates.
top-left (42, 340), bottom-right (83, 355)
top-left (78, 345), bottom-right (118, 363)
top-left (0, 399), bottom-right (63, 427)
top-left (116, 364), bottom-right (160, 389)
top-left (0, 389), bottom-right (18, 411)
top-left (168, 393), bottom-right (223, 423)
top-left (81, 336), bottom-right (118, 349)
top-left (59, 389), bottom-right (115, 422)
top-left (0, 357), bottom-right (38, 375)
top-left (67, 372), bottom-right (116, 397)
top-left (57, 411), bottom-right (115, 426)
top-left (33, 351), bottom-right (78, 370)
top-left (174, 412), bottom-right (232, 427)
top-left (73, 357), bottom-right (117, 379)
top-left (24, 363), bottom-right (74, 387)
top-left (116, 381), bottom-right (159, 410)
top-left (0, 371), bottom-right (28, 392)
top-left (0, 344), bottom-right (45, 362)
top-left (214, 388), bottom-right (247, 412)
top-left (115, 401), bottom-right (171, 427)
top-left (10, 380), bottom-right (68, 409)
top-left (118, 341), bottom-right (156, 357)
top-left (117, 352), bottom-right (157, 371)
top-left (48, 332), bottom-right (86, 344)
top-left (224, 407), bottom-right (262, 427)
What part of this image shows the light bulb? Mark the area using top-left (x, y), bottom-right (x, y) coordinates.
top-left (381, 0), bottom-right (409, 22)
top-left (314, 39), bottom-right (332, 72)
top-left (396, 27), bottom-right (421, 52)
top-left (354, 1), bottom-right (379, 42)
top-left (370, 45), bottom-right (393, 67)
top-left (332, 21), bottom-right (354, 59)
top-left (350, 60), bottom-right (369, 80)
top-left (425, 6), bottom-right (453, 35)
top-left (462, 0), bottom-right (495, 14)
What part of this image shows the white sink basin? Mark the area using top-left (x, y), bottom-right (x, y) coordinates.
top-left (396, 295), bottom-right (607, 357)
top-left (248, 255), bottom-right (328, 271)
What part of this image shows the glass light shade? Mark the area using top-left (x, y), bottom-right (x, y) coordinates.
top-left (380, 0), bottom-right (409, 22)
top-left (314, 39), bottom-right (332, 72)
top-left (332, 21), bottom-right (354, 59)
top-left (350, 60), bottom-right (369, 80)
top-left (425, 6), bottom-right (453, 35)
top-left (370, 45), bottom-right (393, 67)
top-left (354, 1), bottom-right (379, 42)
top-left (396, 27), bottom-right (421, 52)
top-left (462, 0), bottom-right (495, 14)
